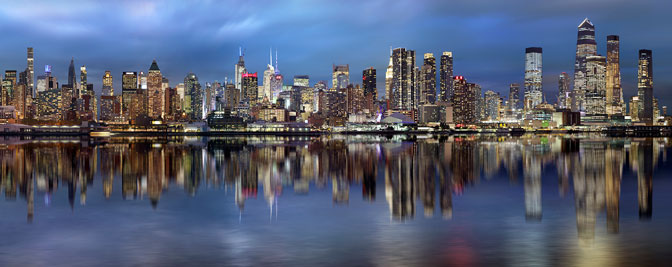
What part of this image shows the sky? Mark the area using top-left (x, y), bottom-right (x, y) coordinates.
top-left (0, 0), bottom-right (671, 106)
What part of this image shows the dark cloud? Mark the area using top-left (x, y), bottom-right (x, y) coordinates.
top-left (0, 0), bottom-right (670, 106)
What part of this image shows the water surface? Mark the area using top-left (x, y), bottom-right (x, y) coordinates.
top-left (1, 135), bottom-right (671, 266)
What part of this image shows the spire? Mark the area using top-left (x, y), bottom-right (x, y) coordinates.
top-left (275, 49), bottom-right (278, 71)
top-left (269, 47), bottom-right (273, 66)
top-left (149, 59), bottom-right (160, 71)
top-left (578, 18), bottom-right (594, 28)
top-left (239, 46), bottom-right (242, 57)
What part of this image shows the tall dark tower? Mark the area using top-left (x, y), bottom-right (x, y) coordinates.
top-left (573, 18), bottom-right (597, 112)
top-left (362, 67), bottom-right (377, 100)
top-left (68, 58), bottom-right (76, 88)
top-left (638, 49), bottom-right (653, 125)
top-left (420, 53), bottom-right (436, 105)
top-left (439, 52), bottom-right (453, 102)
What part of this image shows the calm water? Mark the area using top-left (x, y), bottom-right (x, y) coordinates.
top-left (1, 135), bottom-right (672, 266)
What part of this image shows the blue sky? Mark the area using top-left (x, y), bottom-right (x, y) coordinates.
top-left (0, 0), bottom-right (670, 106)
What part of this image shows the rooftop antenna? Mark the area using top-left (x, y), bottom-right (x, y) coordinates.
top-left (275, 49), bottom-right (278, 71)
top-left (239, 46), bottom-right (242, 57)
top-left (269, 47), bottom-right (273, 66)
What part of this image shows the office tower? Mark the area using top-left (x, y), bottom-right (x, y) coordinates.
top-left (363, 67), bottom-right (377, 112)
top-left (629, 96), bottom-right (641, 122)
top-left (439, 52), bottom-right (453, 103)
top-left (420, 53), bottom-right (436, 105)
top-left (271, 50), bottom-right (283, 103)
top-left (35, 88), bottom-right (61, 121)
top-left (100, 95), bottom-right (116, 122)
top-left (385, 50), bottom-right (393, 102)
top-left (27, 47), bottom-right (34, 96)
top-left (242, 72), bottom-right (258, 106)
top-left (573, 18), bottom-right (597, 112)
top-left (585, 55), bottom-right (607, 115)
top-left (234, 47), bottom-right (246, 90)
top-left (184, 73), bottom-right (202, 120)
top-left (638, 49), bottom-right (653, 125)
top-left (80, 65), bottom-right (87, 96)
top-left (36, 65), bottom-right (58, 93)
top-left (262, 49), bottom-right (275, 102)
top-left (223, 83), bottom-right (240, 109)
top-left (390, 47), bottom-right (417, 110)
top-left (606, 35), bottom-right (623, 115)
top-left (509, 83), bottom-right (520, 113)
top-left (2, 71), bottom-right (16, 106)
top-left (484, 90), bottom-right (501, 121)
top-left (147, 60), bottom-right (163, 119)
top-left (452, 76), bottom-right (477, 124)
top-left (139, 71), bottom-right (147, 90)
top-left (102, 71), bottom-right (113, 96)
top-left (164, 86), bottom-right (179, 120)
top-left (121, 71), bottom-right (138, 119)
top-left (332, 64), bottom-right (350, 91)
top-left (68, 58), bottom-right (76, 90)
top-left (557, 72), bottom-right (571, 109)
top-left (293, 75), bottom-right (310, 87)
top-left (524, 47), bottom-right (543, 112)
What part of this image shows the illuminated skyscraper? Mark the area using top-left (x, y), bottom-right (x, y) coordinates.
top-left (362, 67), bottom-right (376, 112)
top-left (262, 49), bottom-right (275, 102)
top-left (484, 90), bottom-right (501, 121)
top-left (293, 75), bottom-right (309, 87)
top-left (332, 64), bottom-right (349, 90)
top-left (420, 53), bottom-right (436, 105)
top-left (585, 55), bottom-right (607, 115)
top-left (508, 83), bottom-right (520, 114)
top-left (390, 47), bottom-right (416, 110)
top-left (638, 49), bottom-right (653, 125)
top-left (606, 35), bottom-right (623, 115)
top-left (573, 18), bottom-right (597, 112)
top-left (68, 58), bottom-right (76, 90)
top-left (147, 60), bottom-right (163, 119)
top-left (385, 50), bottom-right (393, 102)
top-left (524, 47), bottom-right (543, 112)
top-left (234, 47), bottom-right (246, 90)
top-left (121, 71), bottom-right (138, 120)
top-left (557, 73), bottom-right (571, 109)
top-left (27, 47), bottom-right (34, 96)
top-left (439, 52), bottom-right (453, 103)
top-left (184, 73), bottom-right (202, 120)
top-left (452, 76), bottom-right (477, 124)
top-left (242, 73), bottom-right (258, 106)
top-left (102, 71), bottom-right (113, 96)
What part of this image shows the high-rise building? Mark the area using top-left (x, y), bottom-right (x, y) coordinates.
top-left (293, 75), bottom-right (310, 87)
top-left (362, 67), bottom-right (377, 112)
top-left (242, 72), bottom-right (258, 106)
top-left (80, 65), bottom-right (87, 95)
top-left (524, 47), bottom-right (543, 112)
top-left (102, 71), bottom-right (113, 96)
top-left (385, 50), bottom-right (394, 102)
top-left (439, 52), bottom-right (453, 103)
top-left (139, 71), bottom-right (148, 90)
top-left (121, 71), bottom-right (138, 120)
top-left (638, 49), bottom-right (653, 125)
top-left (68, 58), bottom-right (76, 90)
top-left (184, 73), bottom-right (202, 120)
top-left (629, 96), bottom-right (641, 122)
top-left (332, 64), bottom-right (350, 90)
top-left (419, 53), bottom-right (436, 105)
top-left (234, 47), bottom-right (246, 90)
top-left (27, 47), bottom-right (34, 97)
top-left (147, 60), bottom-right (163, 119)
top-left (262, 50), bottom-right (275, 102)
top-left (452, 76), bottom-right (478, 124)
top-left (606, 35), bottom-right (623, 115)
top-left (558, 72), bottom-right (571, 109)
top-left (585, 55), bottom-right (607, 115)
top-left (390, 47), bottom-right (417, 110)
top-left (508, 83), bottom-right (521, 113)
top-left (223, 83), bottom-right (240, 109)
top-left (573, 18), bottom-right (597, 112)
top-left (484, 90), bottom-right (501, 121)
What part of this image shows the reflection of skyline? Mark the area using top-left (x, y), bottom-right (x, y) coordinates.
top-left (0, 135), bottom-right (668, 242)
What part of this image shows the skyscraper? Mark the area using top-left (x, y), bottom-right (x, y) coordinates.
top-left (508, 83), bottom-right (520, 113)
top-left (262, 49), bottom-right (275, 102)
top-left (242, 72), bottom-right (258, 106)
top-left (121, 71), bottom-right (138, 120)
top-left (606, 35), bottom-right (623, 115)
top-left (385, 50), bottom-right (393, 102)
top-left (332, 64), bottom-right (349, 90)
top-left (234, 47), bottom-right (246, 90)
top-left (452, 76), bottom-right (478, 124)
top-left (484, 90), bottom-right (501, 121)
top-left (68, 58), bottom-right (76, 89)
top-left (27, 47), bottom-right (34, 97)
top-left (420, 53), bottom-right (436, 105)
top-left (558, 72), bottom-right (571, 109)
top-left (80, 65), bottom-right (87, 97)
top-left (184, 73), bottom-right (202, 120)
top-left (638, 49), bottom-right (653, 125)
top-left (439, 52), bottom-right (453, 103)
top-left (524, 47), bottom-right (543, 112)
top-left (102, 71), bottom-right (113, 96)
top-left (362, 67), bottom-right (377, 112)
top-left (148, 60), bottom-right (163, 119)
top-left (585, 55), bottom-right (607, 115)
top-left (573, 18), bottom-right (597, 112)
top-left (390, 47), bottom-right (416, 110)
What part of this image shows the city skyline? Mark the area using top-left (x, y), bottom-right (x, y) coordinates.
top-left (0, 1), bottom-right (670, 104)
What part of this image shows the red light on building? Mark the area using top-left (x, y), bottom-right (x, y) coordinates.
top-left (454, 76), bottom-right (464, 80)
top-left (242, 72), bottom-right (258, 78)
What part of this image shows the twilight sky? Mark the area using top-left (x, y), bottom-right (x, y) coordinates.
top-left (0, 0), bottom-right (670, 106)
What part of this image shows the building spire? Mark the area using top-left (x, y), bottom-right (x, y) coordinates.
top-left (275, 49), bottom-right (278, 71)
top-left (269, 47), bottom-right (273, 66)
top-left (239, 46), bottom-right (242, 57)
